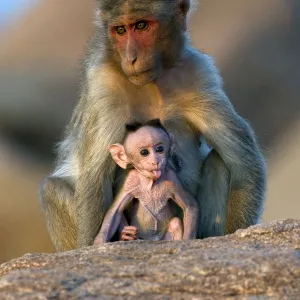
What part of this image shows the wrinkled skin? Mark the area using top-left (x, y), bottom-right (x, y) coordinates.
top-left (94, 124), bottom-right (199, 244)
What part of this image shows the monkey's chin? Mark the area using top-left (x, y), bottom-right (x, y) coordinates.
top-left (127, 71), bottom-right (156, 86)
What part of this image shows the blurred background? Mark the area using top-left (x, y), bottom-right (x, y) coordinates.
top-left (0, 0), bottom-right (299, 263)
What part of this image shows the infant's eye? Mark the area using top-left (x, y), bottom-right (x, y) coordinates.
top-left (156, 145), bottom-right (164, 153)
top-left (135, 21), bottom-right (148, 31)
top-left (116, 26), bottom-right (126, 35)
top-left (140, 149), bottom-right (150, 156)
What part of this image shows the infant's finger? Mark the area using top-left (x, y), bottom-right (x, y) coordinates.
top-left (122, 231), bottom-right (137, 239)
top-left (123, 226), bottom-right (138, 232)
top-left (121, 234), bottom-right (136, 241)
top-left (122, 229), bottom-right (137, 234)
top-left (122, 228), bottom-right (138, 235)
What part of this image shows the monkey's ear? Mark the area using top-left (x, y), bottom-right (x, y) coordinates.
top-left (95, 8), bottom-right (106, 21)
top-left (109, 144), bottom-right (129, 169)
top-left (179, 0), bottom-right (190, 14)
top-left (177, 0), bottom-right (190, 30)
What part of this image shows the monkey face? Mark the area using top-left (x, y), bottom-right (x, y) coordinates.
top-left (125, 126), bottom-right (171, 180)
top-left (109, 17), bottom-right (162, 86)
top-left (101, 0), bottom-right (190, 85)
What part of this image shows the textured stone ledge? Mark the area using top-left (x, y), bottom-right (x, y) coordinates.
top-left (0, 219), bottom-right (299, 299)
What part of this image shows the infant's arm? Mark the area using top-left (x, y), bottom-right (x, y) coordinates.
top-left (166, 169), bottom-right (199, 239)
top-left (94, 170), bottom-right (139, 244)
top-left (94, 192), bottom-right (133, 244)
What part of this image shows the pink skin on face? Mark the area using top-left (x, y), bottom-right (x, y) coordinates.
top-left (110, 17), bottom-right (159, 50)
top-left (109, 17), bottom-right (160, 82)
top-left (124, 126), bottom-right (171, 181)
top-left (135, 150), bottom-right (163, 180)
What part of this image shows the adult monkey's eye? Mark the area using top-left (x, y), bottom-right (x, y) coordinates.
top-left (135, 21), bottom-right (148, 31)
top-left (140, 149), bottom-right (150, 156)
top-left (116, 26), bottom-right (126, 35)
top-left (156, 145), bottom-right (164, 153)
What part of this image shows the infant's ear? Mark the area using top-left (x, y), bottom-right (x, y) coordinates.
top-left (108, 144), bottom-right (129, 169)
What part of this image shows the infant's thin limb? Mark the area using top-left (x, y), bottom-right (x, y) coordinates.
top-left (163, 217), bottom-right (183, 240)
top-left (121, 226), bottom-right (138, 241)
top-left (117, 214), bottom-right (129, 236)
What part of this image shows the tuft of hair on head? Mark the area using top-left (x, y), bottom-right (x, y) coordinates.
top-left (125, 119), bottom-right (168, 134)
top-left (124, 119), bottom-right (171, 145)
top-left (125, 121), bottom-right (144, 133)
top-left (145, 119), bottom-right (166, 131)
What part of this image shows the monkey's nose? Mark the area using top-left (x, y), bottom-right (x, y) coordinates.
top-left (126, 38), bottom-right (137, 65)
top-left (125, 56), bottom-right (137, 66)
top-left (131, 57), bottom-right (137, 65)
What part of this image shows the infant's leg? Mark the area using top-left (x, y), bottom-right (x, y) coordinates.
top-left (163, 217), bottom-right (183, 240)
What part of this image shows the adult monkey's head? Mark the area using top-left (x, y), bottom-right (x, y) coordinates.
top-left (96, 0), bottom-right (192, 85)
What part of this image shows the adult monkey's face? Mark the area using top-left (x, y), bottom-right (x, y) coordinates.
top-left (99, 0), bottom-right (190, 85)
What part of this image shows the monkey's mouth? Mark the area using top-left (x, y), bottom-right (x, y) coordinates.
top-left (126, 68), bottom-right (153, 78)
top-left (139, 68), bottom-right (153, 74)
top-left (151, 170), bottom-right (162, 180)
top-left (126, 69), bottom-right (156, 85)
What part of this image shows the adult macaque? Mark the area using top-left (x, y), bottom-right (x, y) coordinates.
top-left (94, 120), bottom-right (199, 244)
top-left (40, 0), bottom-right (266, 251)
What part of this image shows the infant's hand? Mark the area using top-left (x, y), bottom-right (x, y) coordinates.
top-left (121, 226), bottom-right (138, 241)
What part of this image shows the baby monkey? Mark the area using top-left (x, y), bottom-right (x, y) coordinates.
top-left (94, 119), bottom-right (199, 244)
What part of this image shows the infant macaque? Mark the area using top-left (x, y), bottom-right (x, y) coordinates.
top-left (94, 119), bottom-right (199, 244)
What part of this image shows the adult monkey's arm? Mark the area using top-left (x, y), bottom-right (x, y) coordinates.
top-left (184, 62), bottom-right (266, 235)
top-left (75, 92), bottom-right (131, 248)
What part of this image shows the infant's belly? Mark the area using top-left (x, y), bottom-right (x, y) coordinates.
top-left (125, 201), bottom-right (174, 240)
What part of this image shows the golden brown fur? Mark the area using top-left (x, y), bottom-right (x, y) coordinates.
top-left (40, 0), bottom-right (266, 251)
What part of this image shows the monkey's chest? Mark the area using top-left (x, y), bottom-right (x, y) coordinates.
top-left (134, 186), bottom-right (170, 218)
top-left (124, 191), bottom-right (174, 240)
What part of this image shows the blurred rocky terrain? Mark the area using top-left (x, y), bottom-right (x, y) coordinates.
top-left (0, 0), bottom-right (300, 263)
top-left (0, 219), bottom-right (299, 299)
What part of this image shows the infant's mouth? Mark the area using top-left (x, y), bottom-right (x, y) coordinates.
top-left (151, 170), bottom-right (162, 179)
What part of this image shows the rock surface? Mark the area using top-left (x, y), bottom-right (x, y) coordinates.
top-left (0, 219), bottom-right (299, 299)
